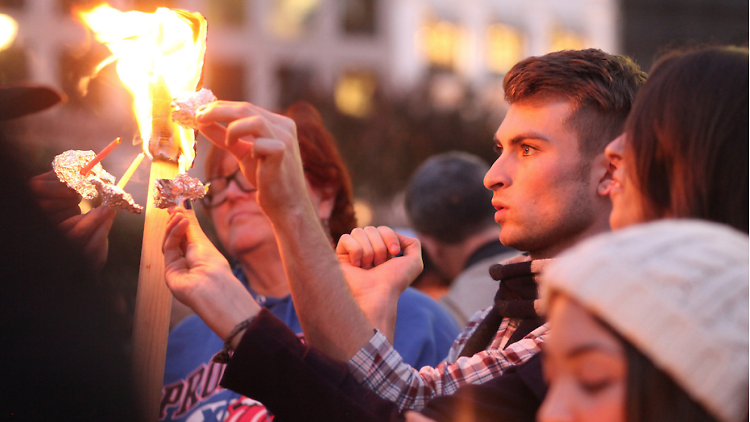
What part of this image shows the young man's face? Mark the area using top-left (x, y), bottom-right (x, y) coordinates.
top-left (484, 100), bottom-right (602, 258)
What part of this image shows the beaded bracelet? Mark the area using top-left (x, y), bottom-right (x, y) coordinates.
top-left (212, 315), bottom-right (255, 364)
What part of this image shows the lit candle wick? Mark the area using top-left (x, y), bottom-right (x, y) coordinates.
top-left (80, 137), bottom-right (121, 175)
top-left (116, 152), bottom-right (146, 189)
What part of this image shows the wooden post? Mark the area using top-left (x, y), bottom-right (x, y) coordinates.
top-left (132, 76), bottom-right (182, 421)
top-left (132, 159), bottom-right (178, 421)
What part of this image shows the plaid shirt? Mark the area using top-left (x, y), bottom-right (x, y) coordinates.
top-left (347, 257), bottom-right (549, 412)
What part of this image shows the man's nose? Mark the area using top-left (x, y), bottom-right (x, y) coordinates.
top-left (484, 156), bottom-right (511, 190)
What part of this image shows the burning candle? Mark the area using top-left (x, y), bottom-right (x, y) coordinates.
top-left (116, 152), bottom-right (146, 189)
top-left (79, 137), bottom-right (121, 176)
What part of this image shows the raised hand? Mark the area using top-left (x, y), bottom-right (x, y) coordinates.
top-left (336, 226), bottom-right (424, 341)
top-left (194, 101), bottom-right (375, 360)
top-left (195, 101), bottom-right (309, 219)
top-left (162, 206), bottom-right (259, 342)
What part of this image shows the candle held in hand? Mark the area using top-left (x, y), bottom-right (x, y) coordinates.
top-left (80, 137), bottom-right (121, 176)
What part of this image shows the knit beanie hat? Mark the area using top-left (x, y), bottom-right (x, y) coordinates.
top-left (539, 219), bottom-right (749, 422)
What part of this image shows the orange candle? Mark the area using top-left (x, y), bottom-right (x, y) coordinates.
top-left (80, 137), bottom-right (121, 175)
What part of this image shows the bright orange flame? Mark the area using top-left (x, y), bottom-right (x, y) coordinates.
top-left (78, 4), bottom-right (207, 170)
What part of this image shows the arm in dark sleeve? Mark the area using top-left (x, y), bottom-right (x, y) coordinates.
top-left (220, 308), bottom-right (404, 422)
top-left (418, 353), bottom-right (546, 422)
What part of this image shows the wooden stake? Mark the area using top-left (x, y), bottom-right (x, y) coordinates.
top-left (131, 70), bottom-right (184, 422)
top-left (132, 159), bottom-right (178, 421)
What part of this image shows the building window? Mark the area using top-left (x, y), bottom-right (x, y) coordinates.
top-left (418, 18), bottom-right (464, 71)
top-left (486, 23), bottom-right (524, 74)
top-left (205, 60), bottom-right (246, 102)
top-left (276, 64), bottom-right (314, 110)
top-left (550, 26), bottom-right (586, 52)
top-left (334, 69), bottom-right (377, 118)
top-left (268, 0), bottom-right (321, 40)
top-left (341, 0), bottom-right (376, 36)
top-left (206, 0), bottom-right (245, 28)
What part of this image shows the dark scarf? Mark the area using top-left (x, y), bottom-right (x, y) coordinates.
top-left (458, 260), bottom-right (545, 357)
top-left (464, 239), bottom-right (516, 270)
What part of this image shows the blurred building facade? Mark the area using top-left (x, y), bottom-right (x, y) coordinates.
top-left (0, 0), bottom-right (746, 119)
top-left (0, 0), bottom-right (619, 117)
top-left (0, 0), bottom-right (745, 294)
top-left (620, 0), bottom-right (748, 70)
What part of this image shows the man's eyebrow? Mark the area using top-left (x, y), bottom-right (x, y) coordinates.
top-left (495, 132), bottom-right (551, 145)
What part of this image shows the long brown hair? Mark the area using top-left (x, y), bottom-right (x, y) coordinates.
top-left (623, 339), bottom-right (717, 422)
top-left (625, 46), bottom-right (749, 232)
top-left (204, 102), bottom-right (357, 242)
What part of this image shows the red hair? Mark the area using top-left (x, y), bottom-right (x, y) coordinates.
top-left (204, 102), bottom-right (357, 242)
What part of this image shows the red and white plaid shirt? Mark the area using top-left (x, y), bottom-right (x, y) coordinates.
top-left (347, 257), bottom-right (549, 412)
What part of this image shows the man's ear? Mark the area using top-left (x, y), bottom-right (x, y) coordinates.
top-left (591, 152), bottom-right (613, 197)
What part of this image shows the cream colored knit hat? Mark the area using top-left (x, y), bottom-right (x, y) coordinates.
top-left (540, 219), bottom-right (749, 422)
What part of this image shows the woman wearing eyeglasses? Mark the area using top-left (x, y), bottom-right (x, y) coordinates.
top-left (159, 102), bottom-right (460, 422)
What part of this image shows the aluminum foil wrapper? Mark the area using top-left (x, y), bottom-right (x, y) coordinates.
top-left (154, 173), bottom-right (207, 209)
top-left (52, 150), bottom-right (116, 200)
top-left (90, 178), bottom-right (143, 214)
top-left (171, 88), bottom-right (217, 129)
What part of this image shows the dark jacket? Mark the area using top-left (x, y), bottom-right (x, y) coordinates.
top-left (221, 308), bottom-right (545, 422)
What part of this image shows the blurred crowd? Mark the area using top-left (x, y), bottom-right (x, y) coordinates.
top-left (1, 44), bottom-right (747, 422)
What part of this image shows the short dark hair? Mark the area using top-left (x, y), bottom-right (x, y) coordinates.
top-left (504, 48), bottom-right (647, 161)
top-left (405, 151), bottom-right (495, 244)
top-left (625, 46), bottom-right (749, 233)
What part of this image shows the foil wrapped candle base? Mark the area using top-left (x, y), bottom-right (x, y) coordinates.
top-left (154, 173), bottom-right (206, 208)
top-left (52, 150), bottom-right (144, 213)
top-left (53, 150), bottom-right (116, 200)
top-left (90, 179), bottom-right (144, 214)
top-left (171, 88), bottom-right (217, 129)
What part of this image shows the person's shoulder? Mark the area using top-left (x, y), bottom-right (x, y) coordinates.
top-left (397, 287), bottom-right (460, 328)
top-left (398, 286), bottom-right (445, 310)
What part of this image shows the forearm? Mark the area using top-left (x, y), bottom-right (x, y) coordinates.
top-left (221, 308), bottom-right (403, 422)
top-left (189, 269), bottom-right (261, 346)
top-left (358, 294), bottom-right (399, 344)
top-left (271, 202), bottom-right (374, 361)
